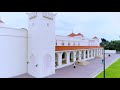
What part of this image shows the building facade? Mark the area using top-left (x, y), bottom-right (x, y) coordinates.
top-left (0, 12), bottom-right (103, 78)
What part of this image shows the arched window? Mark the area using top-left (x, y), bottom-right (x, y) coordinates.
top-left (61, 41), bottom-right (64, 46)
top-left (62, 52), bottom-right (67, 64)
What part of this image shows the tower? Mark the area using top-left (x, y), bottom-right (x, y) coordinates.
top-left (27, 12), bottom-right (56, 78)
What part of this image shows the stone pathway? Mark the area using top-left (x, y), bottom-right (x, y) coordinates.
top-left (45, 54), bottom-right (120, 78)
top-left (13, 54), bottom-right (120, 78)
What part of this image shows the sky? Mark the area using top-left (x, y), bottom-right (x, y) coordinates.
top-left (0, 12), bottom-right (120, 41)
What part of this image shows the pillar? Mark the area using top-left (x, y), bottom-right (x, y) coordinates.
top-left (66, 51), bottom-right (70, 64)
top-left (91, 49), bottom-right (93, 58)
top-left (73, 51), bottom-right (76, 62)
top-left (79, 51), bottom-right (82, 61)
top-left (94, 49), bottom-right (96, 57)
top-left (57, 52), bottom-right (63, 66)
top-left (98, 49), bottom-right (99, 56)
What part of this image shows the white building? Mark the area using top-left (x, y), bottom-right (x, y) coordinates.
top-left (0, 12), bottom-right (104, 78)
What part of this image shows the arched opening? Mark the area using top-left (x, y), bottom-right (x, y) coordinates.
top-left (55, 53), bottom-right (58, 67)
top-left (62, 52), bottom-right (67, 65)
top-left (76, 51), bottom-right (79, 61)
top-left (93, 50), bottom-right (94, 57)
top-left (89, 50), bottom-right (91, 57)
top-left (70, 51), bottom-right (74, 62)
top-left (86, 51), bottom-right (88, 58)
top-left (68, 41), bottom-right (70, 46)
top-left (95, 49), bottom-right (97, 56)
top-left (81, 50), bottom-right (84, 59)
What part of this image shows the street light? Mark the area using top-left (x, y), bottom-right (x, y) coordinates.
top-left (103, 49), bottom-right (105, 78)
top-left (101, 48), bottom-right (105, 78)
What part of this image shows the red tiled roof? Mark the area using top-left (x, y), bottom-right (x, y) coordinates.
top-left (55, 46), bottom-right (103, 51)
top-left (68, 33), bottom-right (76, 37)
top-left (93, 36), bottom-right (98, 39)
top-left (76, 33), bottom-right (84, 37)
top-left (68, 33), bottom-right (84, 37)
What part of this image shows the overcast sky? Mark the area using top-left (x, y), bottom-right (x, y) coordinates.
top-left (0, 12), bottom-right (120, 41)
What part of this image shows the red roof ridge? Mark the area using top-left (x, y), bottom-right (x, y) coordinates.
top-left (76, 33), bottom-right (84, 37)
top-left (68, 32), bottom-right (84, 37)
top-left (93, 36), bottom-right (98, 39)
top-left (68, 33), bottom-right (76, 37)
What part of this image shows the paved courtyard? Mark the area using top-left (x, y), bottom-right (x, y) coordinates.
top-left (13, 54), bottom-right (120, 78)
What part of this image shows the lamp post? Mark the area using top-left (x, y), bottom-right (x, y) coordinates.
top-left (101, 48), bottom-right (105, 78)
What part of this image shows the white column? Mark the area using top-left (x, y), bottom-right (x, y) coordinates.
top-left (84, 50), bottom-right (86, 61)
top-left (94, 49), bottom-right (96, 57)
top-left (79, 51), bottom-right (82, 61)
top-left (91, 49), bottom-right (93, 58)
top-left (99, 49), bottom-right (101, 55)
top-left (100, 49), bottom-right (101, 55)
top-left (101, 49), bottom-right (102, 55)
top-left (92, 49), bottom-right (94, 57)
top-left (57, 52), bottom-right (63, 66)
top-left (98, 49), bottom-right (99, 56)
top-left (73, 51), bottom-right (76, 62)
top-left (66, 51), bottom-right (70, 64)
top-left (96, 49), bottom-right (98, 56)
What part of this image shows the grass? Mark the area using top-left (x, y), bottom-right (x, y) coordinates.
top-left (96, 58), bottom-right (120, 78)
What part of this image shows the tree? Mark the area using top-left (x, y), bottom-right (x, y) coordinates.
top-left (100, 38), bottom-right (120, 51)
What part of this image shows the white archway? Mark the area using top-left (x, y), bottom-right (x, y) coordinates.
top-left (70, 51), bottom-right (74, 62)
top-left (62, 52), bottom-right (67, 65)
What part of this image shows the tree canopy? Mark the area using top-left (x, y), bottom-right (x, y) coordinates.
top-left (100, 38), bottom-right (120, 51)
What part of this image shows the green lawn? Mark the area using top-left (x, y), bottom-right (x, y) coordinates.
top-left (96, 58), bottom-right (120, 78)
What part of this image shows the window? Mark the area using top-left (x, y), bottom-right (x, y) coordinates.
top-left (68, 42), bottom-right (70, 46)
top-left (56, 42), bottom-right (57, 46)
top-left (61, 43), bottom-right (64, 46)
top-left (78, 42), bottom-right (80, 46)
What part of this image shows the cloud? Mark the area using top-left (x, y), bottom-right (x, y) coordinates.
top-left (56, 12), bottom-right (120, 41)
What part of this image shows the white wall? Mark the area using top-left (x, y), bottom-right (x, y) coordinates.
top-left (56, 35), bottom-right (99, 46)
top-left (28, 12), bottom-right (55, 78)
top-left (105, 50), bottom-right (116, 54)
top-left (0, 27), bottom-right (28, 78)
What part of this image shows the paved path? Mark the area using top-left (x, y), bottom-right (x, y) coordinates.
top-left (45, 54), bottom-right (120, 78)
top-left (13, 54), bottom-right (120, 78)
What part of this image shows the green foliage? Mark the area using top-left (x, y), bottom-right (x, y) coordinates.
top-left (96, 58), bottom-right (120, 78)
top-left (100, 38), bottom-right (120, 51)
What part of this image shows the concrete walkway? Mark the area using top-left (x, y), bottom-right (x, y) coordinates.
top-left (13, 54), bottom-right (120, 78)
top-left (45, 54), bottom-right (120, 78)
